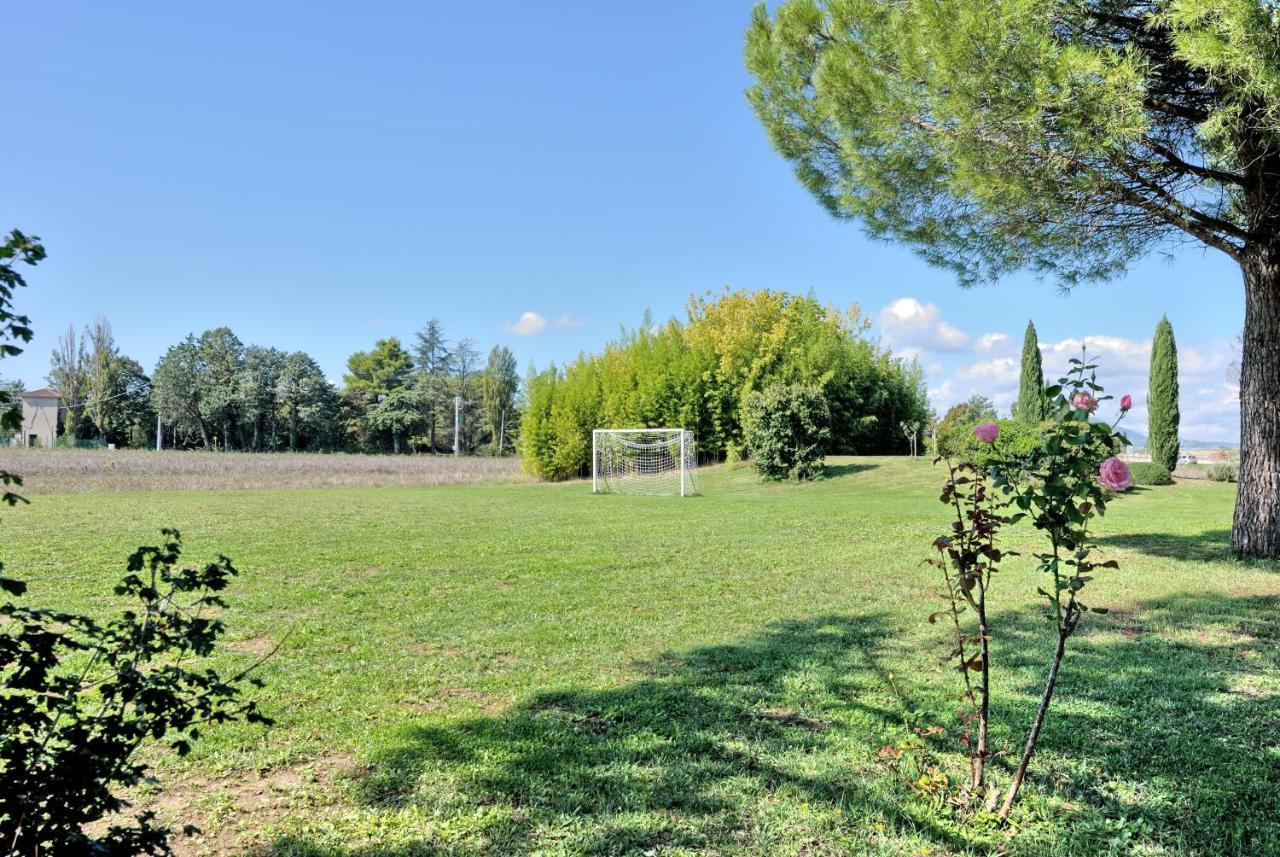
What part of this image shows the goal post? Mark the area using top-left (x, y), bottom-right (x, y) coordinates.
top-left (592, 428), bottom-right (698, 496)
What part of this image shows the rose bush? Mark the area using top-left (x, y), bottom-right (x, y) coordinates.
top-left (929, 349), bottom-right (1131, 820)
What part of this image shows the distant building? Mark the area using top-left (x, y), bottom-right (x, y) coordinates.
top-left (17, 388), bottom-right (61, 447)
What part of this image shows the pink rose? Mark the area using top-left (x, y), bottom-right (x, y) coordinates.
top-left (1099, 457), bottom-right (1132, 492)
top-left (972, 421), bottom-right (999, 443)
top-left (1120, 394), bottom-right (1132, 411)
top-left (1071, 392), bottom-right (1099, 413)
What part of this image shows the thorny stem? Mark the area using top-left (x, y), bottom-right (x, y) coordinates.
top-left (997, 471), bottom-right (1094, 819)
top-left (939, 460), bottom-right (993, 794)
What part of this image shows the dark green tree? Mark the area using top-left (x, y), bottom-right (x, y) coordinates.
top-left (745, 1), bottom-right (1280, 555)
top-left (365, 388), bottom-right (424, 454)
top-left (276, 351), bottom-right (338, 451)
top-left (103, 356), bottom-right (154, 447)
top-left (238, 346), bottom-right (286, 451)
top-left (343, 337), bottom-right (413, 398)
top-left (1014, 321), bottom-right (1046, 423)
top-left (412, 319), bottom-right (451, 452)
top-left (151, 336), bottom-right (210, 449)
top-left (196, 327), bottom-right (246, 450)
top-left (1148, 316), bottom-right (1181, 472)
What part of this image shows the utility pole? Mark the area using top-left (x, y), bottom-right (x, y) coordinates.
top-left (156, 414), bottom-right (162, 451)
top-left (453, 395), bottom-right (462, 457)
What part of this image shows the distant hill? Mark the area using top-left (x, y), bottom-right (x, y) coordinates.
top-left (1119, 428), bottom-right (1237, 450)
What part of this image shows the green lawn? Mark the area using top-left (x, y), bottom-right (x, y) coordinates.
top-left (7, 457), bottom-right (1279, 856)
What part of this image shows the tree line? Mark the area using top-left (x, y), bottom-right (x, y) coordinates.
top-left (520, 288), bottom-right (930, 480)
top-left (13, 318), bottom-right (520, 454)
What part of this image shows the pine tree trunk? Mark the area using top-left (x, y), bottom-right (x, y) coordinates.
top-left (1233, 245), bottom-right (1280, 557)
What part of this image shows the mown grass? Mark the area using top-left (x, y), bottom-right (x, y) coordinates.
top-left (6, 456), bottom-right (1279, 855)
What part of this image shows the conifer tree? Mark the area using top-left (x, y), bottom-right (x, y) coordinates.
top-left (1148, 316), bottom-right (1180, 473)
top-left (1014, 321), bottom-right (1045, 423)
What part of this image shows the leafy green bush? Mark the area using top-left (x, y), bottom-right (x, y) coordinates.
top-left (1127, 461), bottom-right (1173, 485)
top-left (0, 530), bottom-right (273, 854)
top-left (972, 419), bottom-right (1043, 469)
top-left (742, 382), bottom-right (830, 481)
top-left (1207, 463), bottom-right (1238, 483)
top-left (934, 395), bottom-right (996, 458)
top-left (939, 418), bottom-right (1045, 469)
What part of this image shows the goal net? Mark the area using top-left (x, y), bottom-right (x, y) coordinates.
top-left (592, 429), bottom-right (697, 496)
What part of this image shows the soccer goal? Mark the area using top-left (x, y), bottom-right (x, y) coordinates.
top-left (592, 428), bottom-right (698, 496)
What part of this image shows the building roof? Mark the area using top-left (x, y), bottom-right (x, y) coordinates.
top-left (20, 388), bottom-right (60, 400)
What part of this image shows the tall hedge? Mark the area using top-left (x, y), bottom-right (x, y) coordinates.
top-left (1148, 316), bottom-right (1180, 472)
top-left (1014, 320), bottom-right (1046, 422)
top-left (519, 289), bottom-right (930, 480)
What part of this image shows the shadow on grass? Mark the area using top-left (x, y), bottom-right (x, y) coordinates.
top-left (261, 596), bottom-right (1280, 856)
top-left (821, 461), bottom-right (879, 479)
top-left (1099, 528), bottom-right (1235, 563)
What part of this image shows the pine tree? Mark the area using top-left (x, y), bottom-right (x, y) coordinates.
top-left (1148, 316), bottom-right (1180, 473)
top-left (1014, 320), bottom-right (1045, 423)
top-left (744, 2), bottom-right (1280, 555)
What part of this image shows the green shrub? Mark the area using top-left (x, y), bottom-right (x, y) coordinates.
top-left (0, 531), bottom-right (273, 853)
top-left (1128, 461), bottom-right (1173, 486)
top-left (934, 396), bottom-right (996, 458)
top-left (1207, 463), bottom-right (1237, 483)
top-left (742, 382), bottom-right (830, 481)
top-left (973, 419), bottom-right (1043, 469)
top-left (939, 418), bottom-right (1046, 468)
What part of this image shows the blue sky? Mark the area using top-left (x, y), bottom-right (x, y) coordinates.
top-left (3, 1), bottom-right (1243, 440)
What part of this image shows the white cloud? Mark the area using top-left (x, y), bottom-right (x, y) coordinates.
top-left (928, 331), bottom-right (1240, 443)
top-left (974, 333), bottom-right (1010, 354)
top-left (506, 311), bottom-right (549, 336)
top-left (506, 311), bottom-right (587, 336)
top-left (955, 357), bottom-right (1020, 385)
top-left (879, 297), bottom-right (970, 353)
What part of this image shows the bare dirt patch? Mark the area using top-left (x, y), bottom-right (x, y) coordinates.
top-left (228, 634), bottom-right (277, 658)
top-left (148, 752), bottom-right (359, 857)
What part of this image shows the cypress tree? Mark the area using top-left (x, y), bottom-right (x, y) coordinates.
top-left (1014, 320), bottom-right (1045, 422)
top-left (1148, 316), bottom-right (1180, 472)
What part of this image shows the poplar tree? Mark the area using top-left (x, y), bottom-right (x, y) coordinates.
top-left (48, 325), bottom-right (86, 440)
top-left (1148, 316), bottom-right (1181, 473)
top-left (1014, 321), bottom-right (1046, 423)
top-left (746, 1), bottom-right (1280, 556)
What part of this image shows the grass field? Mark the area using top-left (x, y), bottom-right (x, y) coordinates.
top-left (6, 456), bottom-right (1279, 856)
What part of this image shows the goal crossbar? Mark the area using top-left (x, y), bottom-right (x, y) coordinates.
top-left (592, 428), bottom-right (697, 497)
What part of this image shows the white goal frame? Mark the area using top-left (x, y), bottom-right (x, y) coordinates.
top-left (592, 428), bottom-right (697, 497)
